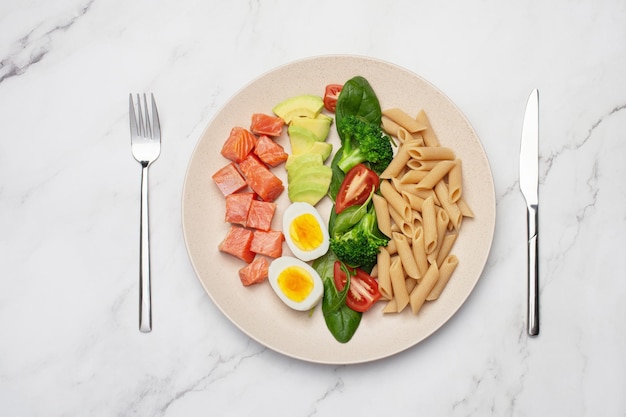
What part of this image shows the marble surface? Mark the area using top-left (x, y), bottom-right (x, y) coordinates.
top-left (1, 0), bottom-right (625, 415)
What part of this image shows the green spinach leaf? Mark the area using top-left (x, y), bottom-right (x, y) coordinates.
top-left (322, 278), bottom-right (362, 343)
top-left (327, 148), bottom-right (345, 202)
top-left (312, 251), bottom-right (362, 343)
top-left (329, 195), bottom-right (372, 237)
top-left (335, 76), bottom-right (382, 128)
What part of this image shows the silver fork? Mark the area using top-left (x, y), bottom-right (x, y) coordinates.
top-left (129, 93), bottom-right (161, 333)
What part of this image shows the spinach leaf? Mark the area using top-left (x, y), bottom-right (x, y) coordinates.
top-left (322, 279), bottom-right (362, 343)
top-left (335, 76), bottom-right (382, 128)
top-left (312, 250), bottom-right (338, 281)
top-left (327, 148), bottom-right (345, 202)
top-left (329, 198), bottom-right (371, 237)
top-left (312, 251), bottom-right (362, 343)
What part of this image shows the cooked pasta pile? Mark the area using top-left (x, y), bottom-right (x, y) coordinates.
top-left (371, 108), bottom-right (474, 315)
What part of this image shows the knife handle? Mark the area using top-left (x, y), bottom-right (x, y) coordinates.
top-left (527, 204), bottom-right (539, 336)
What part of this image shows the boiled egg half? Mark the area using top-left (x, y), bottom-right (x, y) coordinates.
top-left (282, 202), bottom-right (330, 261)
top-left (268, 256), bottom-right (324, 311)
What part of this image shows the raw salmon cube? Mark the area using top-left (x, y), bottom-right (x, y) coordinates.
top-left (254, 135), bottom-right (288, 167)
top-left (212, 163), bottom-right (247, 196)
top-left (246, 200), bottom-right (276, 231)
top-left (250, 113), bottom-right (284, 137)
top-left (250, 229), bottom-right (284, 258)
top-left (225, 192), bottom-right (254, 226)
top-left (218, 225), bottom-right (255, 263)
top-left (238, 256), bottom-right (269, 286)
top-left (238, 155), bottom-right (284, 202)
top-left (220, 127), bottom-right (257, 163)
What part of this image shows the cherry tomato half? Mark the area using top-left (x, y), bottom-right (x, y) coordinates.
top-left (323, 84), bottom-right (343, 112)
top-left (335, 163), bottom-right (379, 214)
top-left (333, 261), bottom-right (381, 313)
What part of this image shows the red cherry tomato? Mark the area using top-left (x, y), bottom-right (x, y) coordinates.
top-left (323, 84), bottom-right (343, 112)
top-left (333, 261), bottom-right (381, 313)
top-left (335, 163), bottom-right (379, 214)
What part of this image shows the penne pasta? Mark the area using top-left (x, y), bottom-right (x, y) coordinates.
top-left (382, 108), bottom-right (427, 133)
top-left (389, 256), bottom-right (410, 312)
top-left (407, 159), bottom-right (440, 171)
top-left (401, 139), bottom-right (428, 156)
top-left (370, 264), bottom-right (378, 277)
top-left (381, 115), bottom-right (402, 137)
top-left (392, 232), bottom-right (420, 279)
top-left (386, 238), bottom-right (398, 255)
top-left (399, 169), bottom-right (429, 184)
top-left (405, 278), bottom-right (417, 295)
top-left (380, 141), bottom-right (412, 179)
top-left (428, 208), bottom-right (450, 264)
top-left (402, 191), bottom-right (425, 213)
top-left (416, 160), bottom-right (456, 190)
top-left (410, 210), bottom-right (422, 230)
top-left (416, 109), bottom-right (440, 147)
top-left (448, 159), bottom-right (463, 203)
top-left (421, 196), bottom-right (438, 254)
top-left (409, 263), bottom-right (440, 314)
top-left (411, 132), bottom-right (425, 145)
top-left (396, 127), bottom-right (417, 144)
top-left (434, 181), bottom-right (463, 229)
top-left (435, 232), bottom-right (458, 267)
top-left (426, 255), bottom-right (458, 301)
top-left (388, 205), bottom-right (413, 236)
top-left (458, 197), bottom-right (475, 218)
top-left (407, 146), bottom-right (456, 161)
top-left (372, 193), bottom-right (392, 237)
top-left (373, 107), bottom-right (474, 319)
top-left (391, 177), bottom-right (418, 196)
top-left (393, 178), bottom-right (439, 203)
top-left (380, 180), bottom-right (412, 221)
top-left (411, 226), bottom-right (430, 279)
top-left (383, 299), bottom-right (398, 313)
top-left (377, 248), bottom-right (393, 300)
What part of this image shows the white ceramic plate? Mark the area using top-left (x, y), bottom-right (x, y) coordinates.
top-left (182, 55), bottom-right (495, 364)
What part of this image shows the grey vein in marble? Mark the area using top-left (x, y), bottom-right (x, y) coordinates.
top-left (307, 377), bottom-right (344, 417)
top-left (156, 346), bottom-right (267, 416)
top-left (0, 0), bottom-right (94, 84)
top-left (543, 102), bottom-right (626, 177)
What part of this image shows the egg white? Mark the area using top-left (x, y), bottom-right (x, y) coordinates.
top-left (268, 256), bottom-right (324, 311)
top-left (282, 202), bottom-right (330, 262)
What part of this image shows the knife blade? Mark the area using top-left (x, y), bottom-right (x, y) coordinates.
top-left (519, 89), bottom-right (539, 336)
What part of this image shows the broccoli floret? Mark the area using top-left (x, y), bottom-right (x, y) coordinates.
top-left (330, 203), bottom-right (390, 270)
top-left (336, 114), bottom-right (394, 174)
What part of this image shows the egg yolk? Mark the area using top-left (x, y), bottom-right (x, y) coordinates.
top-left (277, 266), bottom-right (314, 302)
top-left (289, 213), bottom-right (323, 252)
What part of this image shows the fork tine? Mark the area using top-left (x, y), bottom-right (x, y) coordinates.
top-left (150, 93), bottom-right (161, 140)
top-left (136, 94), bottom-right (144, 137)
top-left (129, 94), bottom-right (138, 137)
top-left (143, 93), bottom-right (152, 138)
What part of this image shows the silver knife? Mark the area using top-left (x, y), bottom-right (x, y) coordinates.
top-left (519, 89), bottom-right (539, 336)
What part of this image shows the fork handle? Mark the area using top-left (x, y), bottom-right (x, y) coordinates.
top-left (139, 163), bottom-right (153, 332)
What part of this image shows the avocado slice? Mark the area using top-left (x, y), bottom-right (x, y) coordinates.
top-left (288, 166), bottom-right (333, 206)
top-left (308, 142), bottom-right (332, 161)
top-left (273, 95), bottom-right (324, 124)
top-left (287, 125), bottom-right (333, 159)
top-left (290, 114), bottom-right (333, 141)
top-left (289, 183), bottom-right (331, 206)
top-left (285, 153), bottom-right (324, 172)
top-left (288, 164), bottom-right (332, 186)
top-left (287, 125), bottom-right (319, 155)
